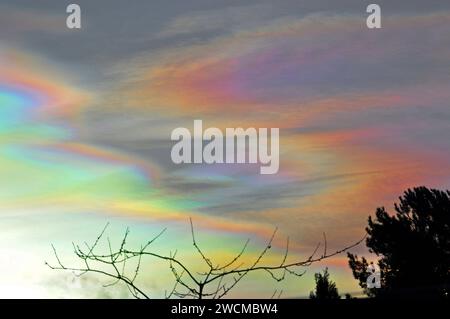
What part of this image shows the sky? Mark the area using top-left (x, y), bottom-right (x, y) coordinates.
top-left (0, 0), bottom-right (450, 298)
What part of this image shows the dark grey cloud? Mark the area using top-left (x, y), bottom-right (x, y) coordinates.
top-left (2, 0), bottom-right (450, 68)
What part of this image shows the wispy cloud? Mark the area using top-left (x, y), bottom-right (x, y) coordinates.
top-left (1, 1), bottom-right (450, 297)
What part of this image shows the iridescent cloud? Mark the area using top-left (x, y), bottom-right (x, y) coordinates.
top-left (1, 2), bottom-right (450, 298)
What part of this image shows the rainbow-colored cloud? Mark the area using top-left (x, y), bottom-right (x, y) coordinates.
top-left (1, 2), bottom-right (450, 298)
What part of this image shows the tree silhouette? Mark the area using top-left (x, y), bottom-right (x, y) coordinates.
top-left (47, 218), bottom-right (363, 299)
top-left (348, 186), bottom-right (450, 298)
top-left (309, 268), bottom-right (340, 299)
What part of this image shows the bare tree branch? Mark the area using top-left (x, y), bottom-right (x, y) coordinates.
top-left (47, 219), bottom-right (365, 299)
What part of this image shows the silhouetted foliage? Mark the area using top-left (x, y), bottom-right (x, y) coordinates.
top-left (309, 268), bottom-right (340, 299)
top-left (348, 186), bottom-right (450, 298)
